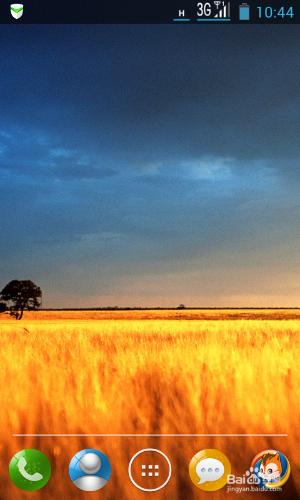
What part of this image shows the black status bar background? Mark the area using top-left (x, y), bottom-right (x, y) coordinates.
top-left (0, 0), bottom-right (299, 23)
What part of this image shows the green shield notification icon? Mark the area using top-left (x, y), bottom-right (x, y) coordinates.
top-left (9, 449), bottom-right (51, 491)
top-left (10, 4), bottom-right (24, 19)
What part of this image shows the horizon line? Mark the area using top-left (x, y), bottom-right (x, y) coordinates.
top-left (37, 306), bottom-right (300, 311)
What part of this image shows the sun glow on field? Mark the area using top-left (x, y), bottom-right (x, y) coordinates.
top-left (0, 310), bottom-right (299, 498)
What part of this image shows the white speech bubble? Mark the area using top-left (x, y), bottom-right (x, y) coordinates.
top-left (196, 458), bottom-right (224, 484)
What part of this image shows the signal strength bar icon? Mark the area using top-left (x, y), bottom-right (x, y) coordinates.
top-left (214, 1), bottom-right (230, 19)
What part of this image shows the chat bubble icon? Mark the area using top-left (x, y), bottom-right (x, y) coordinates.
top-left (196, 458), bottom-right (224, 484)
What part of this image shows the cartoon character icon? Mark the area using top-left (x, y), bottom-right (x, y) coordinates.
top-left (251, 449), bottom-right (290, 490)
top-left (258, 451), bottom-right (282, 483)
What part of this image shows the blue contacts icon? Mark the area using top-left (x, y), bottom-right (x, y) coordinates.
top-left (69, 449), bottom-right (111, 491)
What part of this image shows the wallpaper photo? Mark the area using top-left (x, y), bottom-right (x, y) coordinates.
top-left (0, 25), bottom-right (299, 499)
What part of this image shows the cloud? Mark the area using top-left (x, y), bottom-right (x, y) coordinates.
top-left (0, 127), bottom-right (118, 181)
top-left (135, 157), bottom-right (233, 180)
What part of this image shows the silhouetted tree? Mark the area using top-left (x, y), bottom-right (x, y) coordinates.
top-left (177, 304), bottom-right (186, 309)
top-left (0, 280), bottom-right (42, 320)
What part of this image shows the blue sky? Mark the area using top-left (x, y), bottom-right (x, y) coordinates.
top-left (0, 25), bottom-right (299, 307)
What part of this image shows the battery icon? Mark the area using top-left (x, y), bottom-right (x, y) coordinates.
top-left (239, 3), bottom-right (250, 21)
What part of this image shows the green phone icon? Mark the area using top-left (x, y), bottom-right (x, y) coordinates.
top-left (9, 449), bottom-right (51, 491)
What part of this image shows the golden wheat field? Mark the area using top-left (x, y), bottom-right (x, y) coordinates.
top-left (0, 310), bottom-right (299, 499)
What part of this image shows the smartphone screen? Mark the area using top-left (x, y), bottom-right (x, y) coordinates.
top-left (0, 1), bottom-right (299, 498)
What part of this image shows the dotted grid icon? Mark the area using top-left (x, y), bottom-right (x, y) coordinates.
top-left (141, 464), bottom-right (160, 477)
